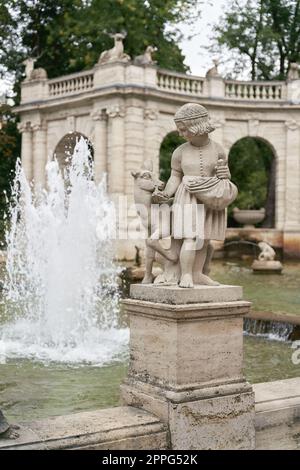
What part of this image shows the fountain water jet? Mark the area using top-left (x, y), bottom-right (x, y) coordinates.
top-left (0, 138), bottom-right (128, 365)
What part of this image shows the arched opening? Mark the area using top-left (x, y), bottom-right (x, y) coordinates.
top-left (53, 132), bottom-right (94, 174)
top-left (159, 131), bottom-right (185, 182)
top-left (228, 137), bottom-right (276, 228)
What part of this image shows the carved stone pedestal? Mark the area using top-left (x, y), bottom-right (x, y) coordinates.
top-left (121, 284), bottom-right (255, 450)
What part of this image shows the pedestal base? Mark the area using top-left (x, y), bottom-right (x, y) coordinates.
top-left (251, 260), bottom-right (283, 274)
top-left (121, 284), bottom-right (255, 450)
top-left (121, 380), bottom-right (255, 450)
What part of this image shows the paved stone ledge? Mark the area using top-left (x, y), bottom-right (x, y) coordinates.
top-left (254, 378), bottom-right (300, 450)
top-left (1, 378), bottom-right (300, 449)
top-left (0, 406), bottom-right (168, 450)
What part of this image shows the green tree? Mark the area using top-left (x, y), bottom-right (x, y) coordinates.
top-left (228, 137), bottom-right (275, 227)
top-left (0, 104), bottom-right (20, 241)
top-left (211, 0), bottom-right (300, 80)
top-left (159, 131), bottom-right (185, 182)
top-left (1, 0), bottom-right (198, 95)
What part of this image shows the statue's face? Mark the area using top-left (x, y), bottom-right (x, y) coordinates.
top-left (176, 122), bottom-right (193, 140)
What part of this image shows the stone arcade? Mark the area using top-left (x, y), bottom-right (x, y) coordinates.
top-left (15, 50), bottom-right (300, 259)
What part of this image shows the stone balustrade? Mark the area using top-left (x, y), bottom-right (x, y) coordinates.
top-left (48, 70), bottom-right (94, 97)
top-left (157, 69), bottom-right (205, 96)
top-left (21, 62), bottom-right (295, 104)
top-left (225, 79), bottom-right (286, 101)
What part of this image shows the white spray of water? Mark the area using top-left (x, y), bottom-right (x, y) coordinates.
top-left (0, 138), bottom-right (128, 364)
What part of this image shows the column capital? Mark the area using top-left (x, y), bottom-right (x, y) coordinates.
top-left (17, 121), bottom-right (32, 133)
top-left (32, 122), bottom-right (47, 132)
top-left (144, 108), bottom-right (158, 121)
top-left (107, 104), bottom-right (125, 119)
top-left (285, 119), bottom-right (300, 131)
top-left (91, 109), bottom-right (107, 121)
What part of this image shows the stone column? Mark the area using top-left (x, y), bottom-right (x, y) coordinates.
top-left (144, 107), bottom-right (160, 173)
top-left (121, 285), bottom-right (255, 450)
top-left (18, 121), bottom-right (33, 181)
top-left (91, 109), bottom-right (108, 183)
top-left (32, 122), bottom-right (47, 189)
top-left (283, 119), bottom-right (300, 257)
top-left (107, 104), bottom-right (125, 195)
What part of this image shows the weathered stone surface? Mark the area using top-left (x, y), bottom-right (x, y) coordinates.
top-left (169, 391), bottom-right (255, 450)
top-left (0, 407), bottom-right (168, 450)
top-left (254, 377), bottom-right (300, 450)
top-left (130, 283), bottom-right (243, 304)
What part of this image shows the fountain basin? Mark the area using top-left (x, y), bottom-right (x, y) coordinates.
top-left (233, 208), bottom-right (266, 228)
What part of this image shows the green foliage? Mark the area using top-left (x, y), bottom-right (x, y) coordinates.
top-left (0, 105), bottom-right (20, 241)
top-left (159, 131), bottom-right (185, 182)
top-left (211, 0), bottom-right (300, 80)
top-left (228, 137), bottom-right (274, 214)
top-left (0, 0), bottom-right (197, 98)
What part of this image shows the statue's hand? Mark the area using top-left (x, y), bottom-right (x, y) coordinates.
top-left (152, 189), bottom-right (170, 204)
top-left (216, 159), bottom-right (231, 179)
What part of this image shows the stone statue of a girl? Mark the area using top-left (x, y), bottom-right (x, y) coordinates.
top-left (154, 103), bottom-right (238, 288)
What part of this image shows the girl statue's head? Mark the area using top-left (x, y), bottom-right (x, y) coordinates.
top-left (174, 103), bottom-right (215, 138)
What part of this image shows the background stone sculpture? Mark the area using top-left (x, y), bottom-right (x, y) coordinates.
top-left (252, 241), bottom-right (283, 273)
top-left (98, 32), bottom-right (131, 64)
top-left (133, 46), bottom-right (157, 66)
top-left (23, 58), bottom-right (47, 81)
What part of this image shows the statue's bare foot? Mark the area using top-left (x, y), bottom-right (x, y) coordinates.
top-left (179, 274), bottom-right (194, 288)
top-left (8, 428), bottom-right (20, 439)
top-left (142, 274), bottom-right (154, 284)
top-left (154, 274), bottom-right (166, 284)
top-left (197, 274), bottom-right (220, 286)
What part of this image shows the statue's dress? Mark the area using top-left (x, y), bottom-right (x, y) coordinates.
top-left (171, 140), bottom-right (237, 241)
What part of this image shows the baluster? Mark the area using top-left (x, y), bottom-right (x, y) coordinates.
top-left (193, 80), bottom-right (198, 95)
top-left (157, 74), bottom-right (161, 88)
top-left (276, 86), bottom-right (282, 99)
top-left (200, 80), bottom-right (204, 95)
top-left (249, 85), bottom-right (253, 99)
top-left (184, 79), bottom-right (188, 93)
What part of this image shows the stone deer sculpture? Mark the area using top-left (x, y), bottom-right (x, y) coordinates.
top-left (132, 161), bottom-right (179, 284)
top-left (134, 46), bottom-right (157, 66)
top-left (98, 32), bottom-right (131, 64)
top-left (23, 57), bottom-right (47, 81)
